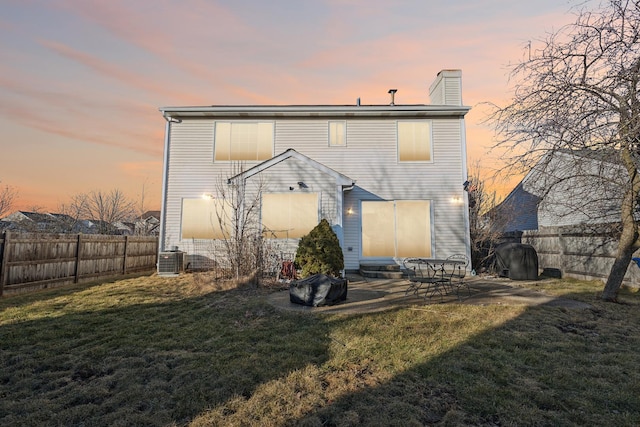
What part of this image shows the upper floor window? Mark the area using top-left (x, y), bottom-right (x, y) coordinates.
top-left (214, 122), bottom-right (274, 161)
top-left (329, 121), bottom-right (346, 146)
top-left (397, 121), bottom-right (432, 162)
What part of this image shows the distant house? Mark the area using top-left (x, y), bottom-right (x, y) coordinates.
top-left (49, 213), bottom-right (95, 234)
top-left (0, 220), bottom-right (16, 232)
top-left (158, 69), bottom-right (472, 272)
top-left (492, 149), bottom-right (625, 232)
top-left (1, 211), bottom-right (59, 232)
top-left (112, 221), bottom-right (135, 235)
top-left (0, 211), bottom-right (143, 235)
top-left (135, 210), bottom-right (160, 236)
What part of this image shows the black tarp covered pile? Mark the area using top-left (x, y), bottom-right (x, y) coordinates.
top-left (495, 243), bottom-right (539, 280)
top-left (289, 274), bottom-right (348, 307)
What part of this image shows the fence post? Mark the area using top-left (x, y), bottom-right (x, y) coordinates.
top-left (122, 235), bottom-right (129, 275)
top-left (558, 228), bottom-right (565, 272)
top-left (0, 231), bottom-right (9, 296)
top-left (74, 234), bottom-right (83, 283)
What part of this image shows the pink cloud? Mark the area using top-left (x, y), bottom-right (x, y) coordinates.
top-left (0, 99), bottom-right (162, 157)
top-left (39, 39), bottom-right (205, 105)
top-left (54, 0), bottom-right (268, 103)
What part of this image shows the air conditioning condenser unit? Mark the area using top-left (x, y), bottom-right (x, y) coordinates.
top-left (158, 251), bottom-right (184, 276)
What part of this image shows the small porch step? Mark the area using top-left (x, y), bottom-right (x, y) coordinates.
top-left (359, 263), bottom-right (406, 280)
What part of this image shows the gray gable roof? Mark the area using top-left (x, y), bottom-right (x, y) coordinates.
top-left (228, 149), bottom-right (355, 187)
top-left (489, 182), bottom-right (540, 232)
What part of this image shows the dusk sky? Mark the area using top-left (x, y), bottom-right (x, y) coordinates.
top-left (0, 0), bottom-right (586, 213)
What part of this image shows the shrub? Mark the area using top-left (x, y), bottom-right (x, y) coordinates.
top-left (295, 219), bottom-right (344, 277)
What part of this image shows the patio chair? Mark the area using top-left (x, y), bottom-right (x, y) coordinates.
top-left (402, 258), bottom-right (423, 296)
top-left (446, 254), bottom-right (471, 300)
top-left (402, 258), bottom-right (445, 302)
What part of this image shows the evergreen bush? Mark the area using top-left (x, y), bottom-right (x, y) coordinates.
top-left (295, 219), bottom-right (344, 277)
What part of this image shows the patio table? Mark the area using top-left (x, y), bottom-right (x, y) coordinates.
top-left (403, 257), bottom-right (467, 302)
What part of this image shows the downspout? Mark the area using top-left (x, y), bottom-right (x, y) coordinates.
top-left (158, 114), bottom-right (180, 253)
top-left (460, 117), bottom-right (472, 269)
top-left (337, 182), bottom-right (355, 276)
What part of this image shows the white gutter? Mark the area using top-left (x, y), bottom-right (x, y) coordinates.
top-left (159, 104), bottom-right (470, 119)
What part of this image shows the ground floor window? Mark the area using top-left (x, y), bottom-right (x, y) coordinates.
top-left (261, 193), bottom-right (318, 239)
top-left (181, 198), bottom-right (230, 239)
top-left (361, 200), bottom-right (431, 258)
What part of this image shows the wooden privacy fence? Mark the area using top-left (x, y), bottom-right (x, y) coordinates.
top-left (523, 226), bottom-right (640, 286)
top-left (0, 232), bottom-right (158, 296)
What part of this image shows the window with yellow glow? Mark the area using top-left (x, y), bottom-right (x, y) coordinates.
top-left (214, 122), bottom-right (274, 161)
top-left (181, 198), bottom-right (230, 239)
top-left (262, 193), bottom-right (318, 239)
top-left (329, 121), bottom-right (346, 146)
top-left (398, 121), bottom-right (432, 162)
top-left (361, 200), bottom-right (431, 258)
top-left (361, 201), bottom-right (395, 257)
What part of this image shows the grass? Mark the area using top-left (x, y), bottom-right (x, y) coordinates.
top-left (1, 274), bottom-right (639, 426)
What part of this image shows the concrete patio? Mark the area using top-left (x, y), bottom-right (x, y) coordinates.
top-left (266, 274), bottom-right (592, 315)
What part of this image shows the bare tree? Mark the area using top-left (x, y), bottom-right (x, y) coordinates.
top-left (213, 163), bottom-right (267, 281)
top-left (488, 0), bottom-right (640, 301)
top-left (0, 181), bottom-right (17, 218)
top-left (69, 189), bottom-right (136, 234)
top-left (57, 193), bottom-right (90, 233)
top-left (467, 165), bottom-right (509, 272)
top-left (134, 180), bottom-right (154, 236)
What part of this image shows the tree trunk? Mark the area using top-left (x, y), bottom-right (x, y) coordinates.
top-left (603, 145), bottom-right (640, 302)
top-left (602, 183), bottom-right (639, 301)
top-left (602, 246), bottom-right (634, 302)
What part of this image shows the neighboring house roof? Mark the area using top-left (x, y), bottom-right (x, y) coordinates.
top-left (489, 182), bottom-right (540, 232)
top-left (2, 211), bottom-right (55, 223)
top-left (228, 149), bottom-right (356, 188)
top-left (139, 210), bottom-right (161, 221)
top-left (0, 210), bottom-right (159, 235)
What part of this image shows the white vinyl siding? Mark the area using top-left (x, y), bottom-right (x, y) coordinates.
top-left (340, 119), bottom-right (466, 267)
top-left (429, 70), bottom-right (463, 106)
top-left (164, 115), bottom-right (469, 270)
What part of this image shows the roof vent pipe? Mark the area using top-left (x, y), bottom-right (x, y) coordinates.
top-left (388, 89), bottom-right (397, 106)
top-left (356, 97), bottom-right (361, 106)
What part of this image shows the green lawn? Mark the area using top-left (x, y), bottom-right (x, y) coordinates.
top-left (1, 273), bottom-right (639, 426)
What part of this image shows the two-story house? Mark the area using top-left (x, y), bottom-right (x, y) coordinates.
top-left (158, 70), bottom-right (471, 273)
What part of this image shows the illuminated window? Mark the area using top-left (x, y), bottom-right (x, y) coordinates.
top-left (398, 121), bottom-right (432, 162)
top-left (361, 200), bottom-right (431, 257)
top-left (329, 121), bottom-right (346, 146)
top-left (181, 198), bottom-right (230, 239)
top-left (262, 193), bottom-right (318, 239)
top-left (214, 122), bottom-right (274, 161)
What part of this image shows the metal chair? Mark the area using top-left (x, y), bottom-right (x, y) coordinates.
top-left (446, 254), bottom-right (471, 300)
top-left (402, 258), bottom-right (445, 302)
